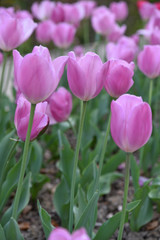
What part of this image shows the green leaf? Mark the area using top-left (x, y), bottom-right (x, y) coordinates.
top-left (102, 150), bottom-right (126, 174)
top-left (37, 201), bottom-right (54, 238)
top-left (74, 186), bottom-right (87, 226)
top-left (149, 187), bottom-right (160, 200)
top-left (31, 173), bottom-right (49, 200)
top-left (130, 155), bottom-right (140, 192)
top-left (1, 172), bottom-right (32, 226)
top-left (0, 160), bottom-right (21, 213)
top-left (4, 217), bottom-right (24, 240)
top-left (100, 172), bottom-right (122, 195)
top-left (75, 191), bottom-right (99, 231)
top-left (94, 200), bottom-right (141, 240)
top-left (0, 224), bottom-right (6, 240)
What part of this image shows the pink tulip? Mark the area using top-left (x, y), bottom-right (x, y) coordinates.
top-left (14, 94), bottom-right (49, 141)
top-left (79, 1), bottom-right (96, 18)
top-left (36, 20), bottom-right (55, 43)
top-left (48, 227), bottom-right (90, 240)
top-left (67, 51), bottom-right (104, 101)
top-left (0, 10), bottom-right (37, 51)
top-left (63, 3), bottom-right (85, 27)
top-left (106, 36), bottom-right (138, 63)
top-left (103, 59), bottom-right (134, 98)
top-left (91, 6), bottom-right (115, 35)
top-left (111, 94), bottom-right (152, 153)
top-left (139, 1), bottom-right (156, 20)
top-left (107, 24), bottom-right (126, 42)
top-left (138, 45), bottom-right (160, 79)
top-left (50, 2), bottom-right (65, 23)
top-left (31, 0), bottom-right (55, 20)
top-left (74, 45), bottom-right (84, 58)
top-left (0, 52), bottom-right (3, 65)
top-left (52, 23), bottom-right (76, 49)
top-left (109, 1), bottom-right (128, 21)
top-left (13, 45), bottom-right (68, 104)
top-left (16, 10), bottom-right (33, 19)
top-left (47, 87), bottom-right (72, 123)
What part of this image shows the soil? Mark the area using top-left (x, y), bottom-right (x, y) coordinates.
top-left (18, 157), bottom-right (160, 240)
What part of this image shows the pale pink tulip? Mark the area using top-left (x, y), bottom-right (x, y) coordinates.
top-left (138, 45), bottom-right (160, 79)
top-left (103, 59), bottom-right (134, 98)
top-left (67, 51), bottom-right (104, 101)
top-left (31, 0), bottom-right (55, 20)
top-left (36, 20), bottom-right (55, 43)
top-left (139, 1), bottom-right (156, 20)
top-left (13, 46), bottom-right (68, 103)
top-left (107, 24), bottom-right (126, 42)
top-left (109, 1), bottom-right (128, 21)
top-left (79, 1), bottom-right (96, 18)
top-left (50, 2), bottom-right (65, 23)
top-left (111, 94), bottom-right (152, 153)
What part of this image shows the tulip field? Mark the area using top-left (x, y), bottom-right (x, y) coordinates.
top-left (1, 0), bottom-right (160, 239)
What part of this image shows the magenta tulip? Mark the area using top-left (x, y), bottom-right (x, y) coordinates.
top-left (13, 46), bottom-right (68, 103)
top-left (31, 0), bottom-right (55, 20)
top-left (109, 1), bottom-right (128, 21)
top-left (47, 87), bottom-right (72, 123)
top-left (139, 1), bottom-right (156, 20)
top-left (103, 59), bottom-right (134, 98)
top-left (50, 2), bottom-right (65, 23)
top-left (36, 20), bottom-right (55, 43)
top-left (67, 51), bottom-right (104, 101)
top-left (14, 94), bottom-right (49, 141)
top-left (0, 10), bottom-right (37, 51)
top-left (138, 45), bottom-right (160, 79)
top-left (48, 227), bottom-right (90, 240)
top-left (52, 23), bottom-right (76, 49)
top-left (111, 94), bottom-right (152, 153)
top-left (106, 36), bottom-right (138, 63)
top-left (91, 6), bottom-right (115, 35)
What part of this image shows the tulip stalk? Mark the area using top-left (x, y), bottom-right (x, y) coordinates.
top-left (12, 103), bottom-right (36, 219)
top-left (148, 79), bottom-right (153, 106)
top-left (0, 52), bottom-right (8, 96)
top-left (69, 101), bottom-right (87, 232)
top-left (118, 153), bottom-right (130, 240)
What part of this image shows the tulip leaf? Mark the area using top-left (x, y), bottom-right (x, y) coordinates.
top-left (0, 224), bottom-right (6, 240)
top-left (4, 217), bottom-right (24, 240)
top-left (94, 200), bottom-right (141, 240)
top-left (37, 201), bottom-right (54, 238)
top-left (130, 155), bottom-right (140, 192)
top-left (149, 187), bottom-right (160, 200)
top-left (1, 172), bottom-right (31, 226)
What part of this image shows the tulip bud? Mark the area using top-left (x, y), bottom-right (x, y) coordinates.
top-left (138, 45), bottom-right (160, 79)
top-left (67, 51), bottom-right (104, 101)
top-left (103, 59), bottom-right (134, 98)
top-left (36, 20), bottom-right (55, 43)
top-left (14, 94), bottom-right (49, 141)
top-left (111, 94), bottom-right (152, 153)
top-left (109, 1), bottom-right (128, 21)
top-left (13, 45), bottom-right (68, 104)
top-left (47, 87), bottom-right (72, 123)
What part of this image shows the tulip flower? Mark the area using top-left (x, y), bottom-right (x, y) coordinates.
top-left (52, 23), bottom-right (76, 49)
top-left (111, 94), bottom-right (152, 153)
top-left (50, 2), bottom-right (65, 23)
top-left (13, 45), bottom-right (68, 104)
top-left (138, 45), bottom-right (160, 79)
top-left (107, 24), bottom-right (126, 42)
top-left (31, 0), bottom-right (55, 20)
top-left (91, 6), bottom-right (115, 36)
top-left (47, 87), bottom-right (72, 123)
top-left (103, 59), bottom-right (134, 98)
top-left (36, 20), bottom-right (55, 43)
top-left (63, 3), bottom-right (85, 27)
top-left (138, 1), bottom-right (156, 20)
top-left (0, 10), bottom-right (37, 51)
top-left (109, 1), bottom-right (128, 21)
top-left (48, 227), bottom-right (90, 240)
top-left (106, 36), bottom-right (138, 63)
top-left (15, 94), bottom-right (49, 141)
top-left (79, 1), bottom-right (96, 18)
top-left (67, 51), bottom-right (104, 101)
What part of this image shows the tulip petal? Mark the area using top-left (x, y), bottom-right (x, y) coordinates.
top-left (53, 56), bottom-right (68, 80)
top-left (48, 228), bottom-right (71, 240)
top-left (13, 50), bottom-right (23, 90)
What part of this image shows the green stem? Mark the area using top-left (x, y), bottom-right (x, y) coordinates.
top-left (4, 57), bottom-right (13, 93)
top-left (0, 140), bottom-right (18, 191)
top-left (97, 112), bottom-right (111, 184)
top-left (148, 79), bottom-right (153, 106)
top-left (12, 103), bottom-right (36, 219)
top-left (118, 153), bottom-right (130, 240)
top-left (68, 101), bottom-right (87, 232)
top-left (0, 52), bottom-right (8, 96)
top-left (84, 19), bottom-right (89, 44)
